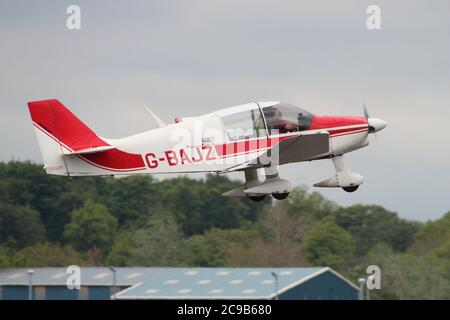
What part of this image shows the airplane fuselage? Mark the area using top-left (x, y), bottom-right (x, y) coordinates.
top-left (28, 99), bottom-right (386, 197)
top-left (32, 101), bottom-right (368, 175)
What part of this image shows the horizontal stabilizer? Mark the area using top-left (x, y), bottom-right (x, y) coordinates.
top-left (63, 145), bottom-right (115, 155)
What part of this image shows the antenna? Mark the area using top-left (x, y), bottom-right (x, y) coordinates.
top-left (144, 105), bottom-right (166, 127)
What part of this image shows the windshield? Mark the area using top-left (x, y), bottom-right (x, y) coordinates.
top-left (220, 108), bottom-right (265, 140)
top-left (262, 102), bottom-right (313, 134)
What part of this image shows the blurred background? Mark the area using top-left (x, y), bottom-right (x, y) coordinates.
top-left (0, 1), bottom-right (449, 299)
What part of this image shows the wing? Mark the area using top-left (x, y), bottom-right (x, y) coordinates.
top-left (221, 131), bottom-right (330, 172)
top-left (268, 131), bottom-right (330, 165)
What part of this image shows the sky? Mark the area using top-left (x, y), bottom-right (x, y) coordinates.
top-left (1, 0), bottom-right (449, 221)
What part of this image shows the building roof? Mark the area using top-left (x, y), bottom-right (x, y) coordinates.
top-left (113, 267), bottom-right (358, 299)
top-left (0, 267), bottom-right (359, 299)
top-left (0, 267), bottom-right (167, 286)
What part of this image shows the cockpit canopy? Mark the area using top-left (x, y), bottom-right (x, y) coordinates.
top-left (262, 103), bottom-right (313, 134)
top-left (219, 102), bottom-right (313, 141)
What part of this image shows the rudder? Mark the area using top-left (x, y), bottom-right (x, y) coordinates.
top-left (27, 99), bottom-right (109, 175)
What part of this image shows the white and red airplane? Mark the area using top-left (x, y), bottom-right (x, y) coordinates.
top-left (27, 99), bottom-right (386, 201)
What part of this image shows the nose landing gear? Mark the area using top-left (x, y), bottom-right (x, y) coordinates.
top-left (314, 155), bottom-right (363, 192)
top-left (342, 185), bottom-right (359, 193)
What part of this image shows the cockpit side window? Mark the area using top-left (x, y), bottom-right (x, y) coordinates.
top-left (262, 103), bottom-right (313, 135)
top-left (220, 109), bottom-right (265, 141)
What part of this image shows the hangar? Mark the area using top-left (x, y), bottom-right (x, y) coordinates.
top-left (0, 267), bottom-right (157, 300)
top-left (0, 267), bottom-right (359, 300)
top-left (114, 267), bottom-right (359, 300)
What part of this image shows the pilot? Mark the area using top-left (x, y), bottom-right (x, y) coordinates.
top-left (264, 107), bottom-right (298, 133)
top-left (283, 117), bottom-right (298, 132)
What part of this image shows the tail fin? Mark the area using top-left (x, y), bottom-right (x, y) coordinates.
top-left (28, 99), bottom-right (146, 176)
top-left (28, 99), bottom-right (109, 175)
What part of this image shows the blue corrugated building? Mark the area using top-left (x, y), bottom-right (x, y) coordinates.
top-left (0, 267), bottom-right (359, 300)
top-left (0, 267), bottom-right (161, 300)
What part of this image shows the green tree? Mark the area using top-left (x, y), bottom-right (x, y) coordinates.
top-left (103, 175), bottom-right (161, 228)
top-left (159, 175), bottom-right (268, 235)
top-left (333, 205), bottom-right (420, 256)
top-left (345, 243), bottom-right (450, 299)
top-left (126, 211), bottom-right (186, 266)
top-left (184, 233), bottom-right (229, 267)
top-left (107, 213), bottom-right (187, 266)
top-left (0, 245), bottom-right (12, 267)
top-left (409, 211), bottom-right (450, 256)
top-left (303, 219), bottom-right (355, 266)
top-left (429, 239), bottom-right (450, 260)
top-left (106, 232), bottom-right (136, 266)
top-left (13, 242), bottom-right (85, 267)
top-left (184, 228), bottom-right (259, 267)
top-left (0, 161), bottom-right (70, 241)
top-left (286, 186), bottom-right (339, 220)
top-left (0, 201), bottom-right (46, 248)
top-left (64, 200), bottom-right (117, 264)
top-left (47, 176), bottom-right (106, 241)
top-left (0, 161), bottom-right (109, 242)
top-left (254, 202), bottom-right (309, 266)
top-left (375, 254), bottom-right (450, 299)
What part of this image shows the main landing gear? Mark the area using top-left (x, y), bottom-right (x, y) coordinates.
top-left (245, 165), bottom-right (292, 201)
top-left (247, 192), bottom-right (290, 202)
top-left (222, 166), bottom-right (293, 201)
top-left (248, 195), bottom-right (266, 201)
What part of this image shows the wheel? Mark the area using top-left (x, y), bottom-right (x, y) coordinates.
top-left (342, 185), bottom-right (359, 193)
top-left (272, 192), bottom-right (289, 200)
top-left (248, 195), bottom-right (266, 201)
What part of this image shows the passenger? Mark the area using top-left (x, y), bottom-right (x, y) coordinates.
top-left (254, 114), bottom-right (267, 136)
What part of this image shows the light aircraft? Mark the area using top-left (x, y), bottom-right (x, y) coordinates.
top-left (27, 99), bottom-right (386, 201)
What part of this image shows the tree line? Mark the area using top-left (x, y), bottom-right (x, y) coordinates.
top-left (0, 161), bottom-right (449, 299)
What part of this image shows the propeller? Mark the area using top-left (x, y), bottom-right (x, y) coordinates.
top-left (363, 103), bottom-right (387, 135)
top-left (363, 103), bottom-right (375, 134)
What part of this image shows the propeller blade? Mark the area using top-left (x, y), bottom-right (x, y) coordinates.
top-left (363, 103), bottom-right (370, 119)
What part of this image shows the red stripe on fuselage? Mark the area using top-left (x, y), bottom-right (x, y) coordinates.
top-left (33, 121), bottom-right (145, 172)
top-left (329, 127), bottom-right (368, 136)
top-left (80, 150), bottom-right (146, 171)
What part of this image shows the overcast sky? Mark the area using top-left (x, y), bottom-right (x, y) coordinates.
top-left (1, 0), bottom-right (449, 221)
